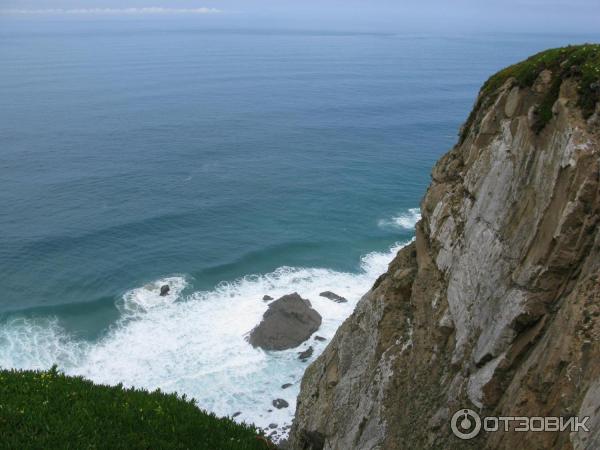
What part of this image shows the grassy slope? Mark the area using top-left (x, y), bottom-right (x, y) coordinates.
top-left (461, 43), bottom-right (600, 140)
top-left (0, 368), bottom-right (272, 450)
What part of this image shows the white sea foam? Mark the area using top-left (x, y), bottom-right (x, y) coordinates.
top-left (378, 208), bottom-right (422, 231)
top-left (0, 242), bottom-right (406, 441)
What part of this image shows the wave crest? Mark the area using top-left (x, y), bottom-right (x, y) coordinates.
top-left (378, 208), bottom-right (422, 231)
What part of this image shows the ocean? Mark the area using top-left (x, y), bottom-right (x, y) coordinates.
top-left (1, 19), bottom-right (597, 436)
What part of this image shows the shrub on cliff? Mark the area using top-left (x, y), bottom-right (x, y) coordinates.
top-left (0, 367), bottom-right (271, 449)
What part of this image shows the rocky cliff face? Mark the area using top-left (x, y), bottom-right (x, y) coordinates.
top-left (289, 45), bottom-right (600, 450)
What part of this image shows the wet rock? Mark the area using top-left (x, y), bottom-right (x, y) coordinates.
top-left (282, 383), bottom-right (293, 389)
top-left (314, 335), bottom-right (326, 342)
top-left (296, 430), bottom-right (325, 450)
top-left (298, 346), bottom-right (314, 362)
top-left (232, 411), bottom-right (241, 418)
top-left (248, 293), bottom-right (322, 350)
top-left (319, 291), bottom-right (347, 303)
top-left (272, 398), bottom-right (289, 409)
top-left (159, 285), bottom-right (170, 296)
top-left (269, 423), bottom-right (278, 429)
top-left (263, 295), bottom-right (273, 301)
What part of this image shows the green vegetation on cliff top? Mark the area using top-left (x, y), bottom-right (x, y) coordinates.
top-left (461, 43), bottom-right (600, 140)
top-left (0, 368), bottom-right (271, 450)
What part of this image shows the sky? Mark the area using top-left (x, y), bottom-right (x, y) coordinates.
top-left (1, 0), bottom-right (599, 34)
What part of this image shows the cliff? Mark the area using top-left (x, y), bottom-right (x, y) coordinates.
top-left (288, 45), bottom-right (600, 450)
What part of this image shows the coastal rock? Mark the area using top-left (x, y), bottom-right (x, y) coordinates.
top-left (248, 293), bottom-right (321, 351)
top-left (232, 411), bottom-right (241, 418)
top-left (262, 295), bottom-right (273, 301)
top-left (159, 285), bottom-right (170, 296)
top-left (314, 336), bottom-right (326, 342)
top-left (318, 291), bottom-right (347, 303)
top-left (272, 399), bottom-right (289, 409)
top-left (298, 346), bottom-right (314, 362)
top-left (282, 383), bottom-right (293, 389)
top-left (289, 46), bottom-right (600, 450)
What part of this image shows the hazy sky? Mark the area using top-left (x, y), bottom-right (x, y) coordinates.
top-left (1, 0), bottom-right (599, 34)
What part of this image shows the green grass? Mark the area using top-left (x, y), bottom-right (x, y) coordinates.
top-left (0, 367), bottom-right (273, 450)
top-left (461, 43), bottom-right (600, 140)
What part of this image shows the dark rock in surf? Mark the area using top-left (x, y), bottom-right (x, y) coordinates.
top-left (159, 285), bottom-right (170, 296)
top-left (319, 291), bottom-right (347, 303)
top-left (263, 295), bottom-right (274, 301)
top-left (232, 411), bottom-right (241, 418)
top-left (298, 346), bottom-right (314, 362)
top-left (248, 293), bottom-right (321, 351)
top-left (282, 383), bottom-right (293, 389)
top-left (314, 336), bottom-right (326, 342)
top-left (272, 398), bottom-right (289, 409)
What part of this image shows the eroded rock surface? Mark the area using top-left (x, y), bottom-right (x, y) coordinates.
top-left (290, 48), bottom-right (600, 450)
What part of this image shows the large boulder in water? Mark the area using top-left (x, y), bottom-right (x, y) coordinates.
top-left (248, 293), bottom-right (322, 350)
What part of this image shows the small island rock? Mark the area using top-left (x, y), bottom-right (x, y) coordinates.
top-left (272, 398), bottom-right (289, 409)
top-left (248, 293), bottom-right (322, 350)
top-left (159, 285), bottom-right (170, 296)
top-left (298, 346), bottom-right (314, 362)
top-left (319, 291), bottom-right (347, 303)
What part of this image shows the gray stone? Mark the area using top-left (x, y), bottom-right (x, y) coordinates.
top-left (159, 285), bottom-right (170, 296)
top-left (298, 346), bottom-right (314, 362)
top-left (319, 291), bottom-right (347, 303)
top-left (248, 293), bottom-right (321, 350)
top-left (272, 398), bottom-right (289, 409)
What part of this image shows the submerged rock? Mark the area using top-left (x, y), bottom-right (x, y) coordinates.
top-left (319, 291), bottom-right (347, 303)
top-left (248, 293), bottom-right (322, 350)
top-left (159, 285), bottom-right (170, 296)
top-left (272, 398), bottom-right (289, 409)
top-left (298, 346), bottom-right (314, 362)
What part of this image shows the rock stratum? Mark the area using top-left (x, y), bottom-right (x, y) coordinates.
top-left (289, 45), bottom-right (600, 449)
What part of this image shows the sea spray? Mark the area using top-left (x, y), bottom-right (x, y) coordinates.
top-left (0, 241), bottom-right (407, 440)
top-left (378, 208), bottom-right (422, 231)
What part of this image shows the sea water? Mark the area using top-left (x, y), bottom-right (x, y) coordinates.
top-left (1, 19), bottom-right (597, 438)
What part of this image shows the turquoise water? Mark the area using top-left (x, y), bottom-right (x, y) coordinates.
top-left (1, 20), bottom-right (598, 436)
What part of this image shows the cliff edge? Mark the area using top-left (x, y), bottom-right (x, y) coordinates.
top-left (289, 45), bottom-right (600, 450)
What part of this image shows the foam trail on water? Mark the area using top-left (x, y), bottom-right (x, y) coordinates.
top-left (119, 276), bottom-right (188, 316)
top-left (0, 317), bottom-right (89, 370)
top-left (0, 242), bottom-right (407, 441)
top-left (378, 208), bottom-right (422, 231)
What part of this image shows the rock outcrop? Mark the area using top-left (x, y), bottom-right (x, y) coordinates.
top-left (319, 291), bottom-right (347, 303)
top-left (298, 346), bottom-right (314, 362)
top-left (248, 293), bottom-right (322, 351)
top-left (159, 284), bottom-right (170, 296)
top-left (289, 45), bottom-right (600, 449)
